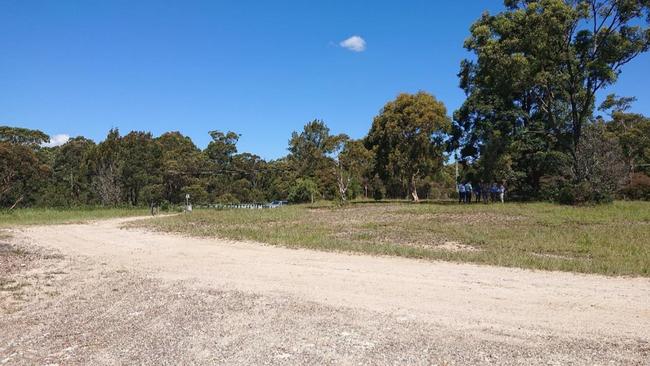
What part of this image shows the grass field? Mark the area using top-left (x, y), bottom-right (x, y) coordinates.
top-left (133, 201), bottom-right (650, 276)
top-left (0, 207), bottom-right (149, 227)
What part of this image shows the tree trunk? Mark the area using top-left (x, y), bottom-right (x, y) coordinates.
top-left (410, 175), bottom-right (419, 202)
top-left (9, 195), bottom-right (24, 210)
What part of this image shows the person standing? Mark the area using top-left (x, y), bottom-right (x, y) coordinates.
top-left (474, 183), bottom-right (482, 203)
top-left (490, 183), bottom-right (498, 203)
top-left (499, 183), bottom-right (506, 203)
top-left (482, 182), bottom-right (489, 203)
top-left (458, 181), bottom-right (465, 204)
top-left (464, 181), bottom-right (473, 204)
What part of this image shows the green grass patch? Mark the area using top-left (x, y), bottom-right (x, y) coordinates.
top-left (0, 207), bottom-right (149, 227)
top-left (132, 201), bottom-right (650, 277)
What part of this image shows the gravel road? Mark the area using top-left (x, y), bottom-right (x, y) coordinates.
top-left (1, 217), bottom-right (649, 365)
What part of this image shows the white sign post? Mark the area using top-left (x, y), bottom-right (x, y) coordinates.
top-left (185, 193), bottom-right (192, 212)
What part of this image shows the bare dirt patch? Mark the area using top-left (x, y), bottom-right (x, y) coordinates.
top-left (434, 240), bottom-right (481, 252)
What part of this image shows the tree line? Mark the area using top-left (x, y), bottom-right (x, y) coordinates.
top-left (0, 92), bottom-right (454, 208)
top-left (2, 0), bottom-right (650, 208)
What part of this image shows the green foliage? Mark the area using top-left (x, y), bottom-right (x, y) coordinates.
top-left (217, 193), bottom-right (240, 204)
top-left (366, 92), bottom-right (451, 201)
top-left (0, 127), bottom-right (51, 208)
top-left (453, 0), bottom-right (650, 203)
top-left (620, 173), bottom-right (650, 200)
top-left (119, 131), bottom-right (163, 205)
top-left (287, 119), bottom-right (347, 199)
top-left (157, 131), bottom-right (205, 204)
top-left (40, 137), bottom-right (96, 206)
top-left (334, 138), bottom-right (374, 201)
top-left (206, 130), bottom-right (239, 164)
top-left (0, 126), bottom-right (49, 146)
top-left (288, 178), bottom-right (319, 203)
top-left (604, 111), bottom-right (650, 176)
top-left (139, 184), bottom-right (164, 205)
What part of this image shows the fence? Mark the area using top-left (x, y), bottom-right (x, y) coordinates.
top-left (195, 201), bottom-right (287, 210)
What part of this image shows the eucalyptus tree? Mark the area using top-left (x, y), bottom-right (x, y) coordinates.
top-left (333, 138), bottom-right (374, 201)
top-left (0, 126), bottom-right (50, 208)
top-left (453, 0), bottom-right (650, 198)
top-left (288, 119), bottom-right (346, 199)
top-left (89, 129), bottom-right (123, 205)
top-left (597, 95), bottom-right (650, 176)
top-left (119, 131), bottom-right (163, 206)
top-left (157, 131), bottom-right (205, 203)
top-left (366, 92), bottom-right (451, 202)
top-left (45, 137), bottom-right (96, 205)
top-left (0, 126), bottom-right (49, 146)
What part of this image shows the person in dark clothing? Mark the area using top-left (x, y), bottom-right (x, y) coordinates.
top-left (482, 182), bottom-right (489, 203)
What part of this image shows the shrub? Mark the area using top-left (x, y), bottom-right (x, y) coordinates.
top-left (558, 181), bottom-right (614, 205)
top-left (539, 175), bottom-right (567, 202)
top-left (159, 200), bottom-right (171, 211)
top-left (620, 173), bottom-right (650, 200)
top-left (217, 193), bottom-right (240, 204)
top-left (288, 178), bottom-right (319, 203)
top-left (181, 184), bottom-right (209, 205)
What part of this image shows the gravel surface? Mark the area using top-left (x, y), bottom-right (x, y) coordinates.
top-left (1, 218), bottom-right (649, 365)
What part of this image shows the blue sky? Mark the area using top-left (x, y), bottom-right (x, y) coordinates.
top-left (2, 1), bottom-right (649, 159)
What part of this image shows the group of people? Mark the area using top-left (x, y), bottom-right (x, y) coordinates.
top-left (457, 181), bottom-right (506, 204)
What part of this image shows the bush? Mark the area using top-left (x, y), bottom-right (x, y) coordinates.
top-left (181, 184), bottom-right (209, 205)
top-left (159, 200), bottom-right (171, 211)
top-left (217, 193), bottom-right (240, 204)
top-left (620, 173), bottom-right (650, 200)
top-left (139, 184), bottom-right (164, 205)
top-left (288, 178), bottom-right (319, 203)
top-left (539, 175), bottom-right (567, 202)
top-left (558, 181), bottom-right (614, 205)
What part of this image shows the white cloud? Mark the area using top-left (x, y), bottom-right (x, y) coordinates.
top-left (339, 35), bottom-right (366, 52)
top-left (43, 134), bottom-right (70, 147)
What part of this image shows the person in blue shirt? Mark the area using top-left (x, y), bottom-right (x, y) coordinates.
top-left (464, 182), bottom-right (473, 204)
top-left (490, 183), bottom-right (499, 203)
top-left (458, 182), bottom-right (466, 204)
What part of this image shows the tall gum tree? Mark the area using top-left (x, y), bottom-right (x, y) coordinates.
top-left (0, 126), bottom-right (50, 208)
top-left (366, 92), bottom-right (451, 202)
top-left (453, 0), bottom-right (650, 183)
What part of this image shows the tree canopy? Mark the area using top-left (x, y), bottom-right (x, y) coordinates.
top-left (452, 0), bottom-right (650, 201)
top-left (366, 92), bottom-right (451, 201)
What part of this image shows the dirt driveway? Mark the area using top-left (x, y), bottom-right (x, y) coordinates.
top-left (2, 217), bottom-right (649, 365)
